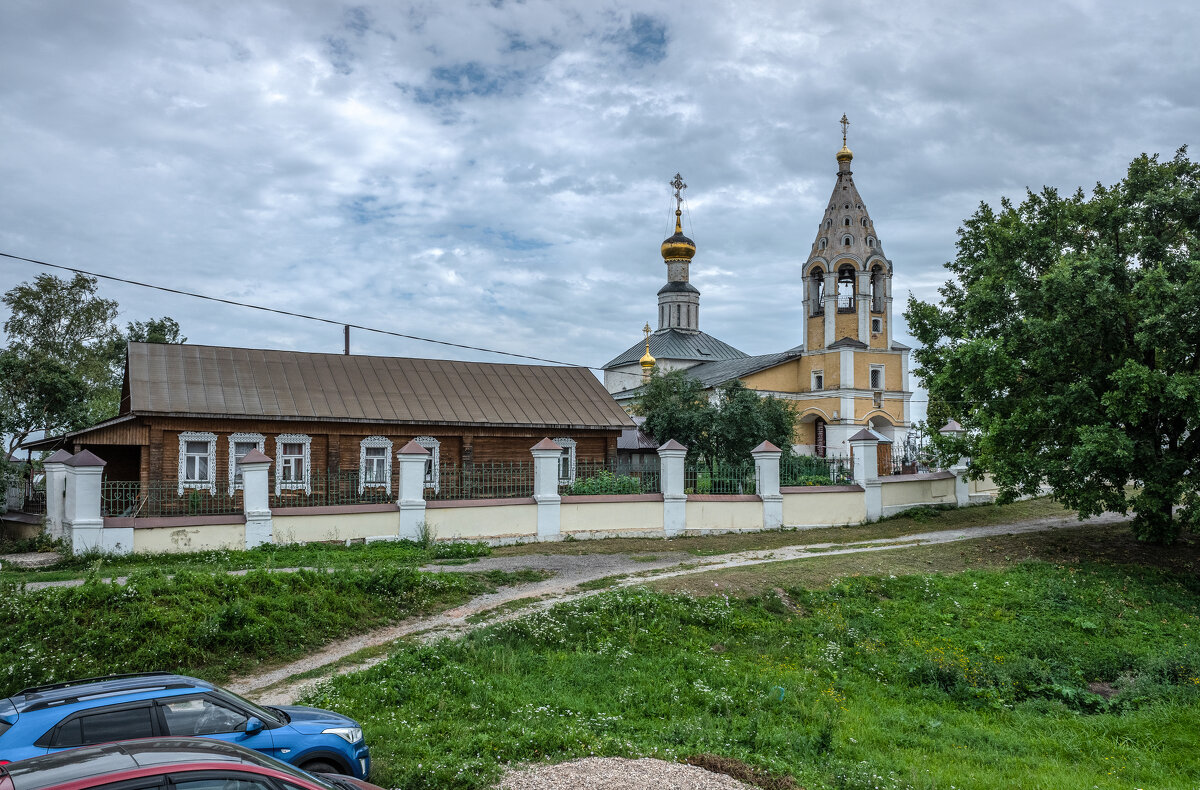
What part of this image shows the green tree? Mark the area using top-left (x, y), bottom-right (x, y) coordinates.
top-left (1, 273), bottom-right (185, 450)
top-left (632, 368), bottom-right (713, 456)
top-left (710, 380), bottom-right (795, 464)
top-left (906, 148), bottom-right (1200, 544)
top-left (634, 371), bottom-right (796, 466)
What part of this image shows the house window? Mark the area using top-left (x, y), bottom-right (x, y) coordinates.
top-left (414, 436), bottom-right (441, 492)
top-left (359, 436), bottom-right (393, 494)
top-left (870, 365), bottom-right (884, 391)
top-left (275, 434), bottom-right (312, 495)
top-left (228, 433), bottom-right (265, 489)
top-left (812, 370), bottom-right (824, 391)
top-left (872, 317), bottom-right (883, 333)
top-left (178, 432), bottom-right (216, 494)
top-left (553, 437), bottom-right (577, 484)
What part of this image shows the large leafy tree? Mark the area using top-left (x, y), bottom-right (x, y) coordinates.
top-left (1, 273), bottom-right (185, 453)
top-left (634, 370), bottom-right (796, 465)
top-left (906, 149), bottom-right (1199, 544)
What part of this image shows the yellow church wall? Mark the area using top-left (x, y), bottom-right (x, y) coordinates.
top-left (807, 316), bottom-right (825, 349)
top-left (855, 397), bottom-right (906, 424)
top-left (742, 360), bottom-right (801, 392)
top-left (834, 311), bottom-right (858, 341)
top-left (869, 321), bottom-right (888, 349)
top-left (853, 352), bottom-right (904, 391)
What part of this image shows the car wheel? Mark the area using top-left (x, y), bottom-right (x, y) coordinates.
top-left (301, 759), bottom-right (344, 774)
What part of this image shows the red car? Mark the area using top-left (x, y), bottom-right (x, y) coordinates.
top-left (0, 738), bottom-right (384, 790)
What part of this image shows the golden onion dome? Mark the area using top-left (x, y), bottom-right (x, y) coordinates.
top-left (660, 210), bottom-right (696, 261)
top-left (836, 144), bottom-right (853, 163)
top-left (640, 346), bottom-right (656, 369)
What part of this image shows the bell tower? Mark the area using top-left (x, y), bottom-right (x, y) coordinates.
top-left (802, 114), bottom-right (893, 352)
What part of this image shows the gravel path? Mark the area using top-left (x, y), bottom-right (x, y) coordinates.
top-left (495, 757), bottom-right (753, 790)
top-left (228, 511), bottom-right (1127, 705)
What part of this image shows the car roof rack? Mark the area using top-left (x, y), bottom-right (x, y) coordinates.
top-left (17, 672), bottom-right (179, 699)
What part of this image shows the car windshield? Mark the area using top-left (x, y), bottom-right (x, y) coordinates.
top-left (212, 689), bottom-right (283, 727)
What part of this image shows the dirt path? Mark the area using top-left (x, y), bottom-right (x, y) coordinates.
top-left (228, 511), bottom-right (1126, 705)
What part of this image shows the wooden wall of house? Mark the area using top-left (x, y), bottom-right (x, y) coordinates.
top-left (112, 418), bottom-right (618, 483)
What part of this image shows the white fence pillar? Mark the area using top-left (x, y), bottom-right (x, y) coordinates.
top-left (43, 449), bottom-right (72, 541)
top-left (751, 441), bottom-right (783, 530)
top-left (657, 439), bottom-right (688, 537)
top-left (239, 450), bottom-right (273, 549)
top-left (64, 451), bottom-right (132, 555)
top-left (395, 441), bottom-right (429, 542)
top-left (530, 438), bottom-right (562, 541)
top-left (938, 420), bottom-right (971, 507)
top-left (849, 429), bottom-right (882, 522)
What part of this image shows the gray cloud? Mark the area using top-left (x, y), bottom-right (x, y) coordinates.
top-left (1, 0), bottom-right (1197, 425)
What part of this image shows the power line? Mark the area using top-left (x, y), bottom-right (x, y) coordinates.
top-left (0, 250), bottom-right (590, 369)
top-left (0, 249), bottom-right (975, 403)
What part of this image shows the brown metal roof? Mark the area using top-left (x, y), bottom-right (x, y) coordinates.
top-left (124, 343), bottom-right (633, 430)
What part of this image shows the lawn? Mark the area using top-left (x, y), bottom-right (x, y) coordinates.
top-left (0, 565), bottom-right (544, 698)
top-left (303, 528), bottom-right (1200, 789)
top-left (0, 537), bottom-right (490, 585)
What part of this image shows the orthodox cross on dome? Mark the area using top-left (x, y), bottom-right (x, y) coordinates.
top-left (840, 113), bottom-right (849, 146)
top-left (643, 322), bottom-right (652, 342)
top-left (671, 173), bottom-right (687, 210)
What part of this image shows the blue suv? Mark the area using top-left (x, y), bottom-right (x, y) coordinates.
top-left (0, 673), bottom-right (370, 778)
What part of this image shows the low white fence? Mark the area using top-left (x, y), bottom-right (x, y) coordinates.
top-left (44, 436), bottom-right (984, 555)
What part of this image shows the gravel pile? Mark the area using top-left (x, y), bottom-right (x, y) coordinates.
top-left (495, 757), bottom-right (753, 790)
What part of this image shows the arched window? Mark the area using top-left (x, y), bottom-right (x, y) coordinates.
top-left (843, 235), bottom-right (852, 246)
top-left (867, 237), bottom-right (875, 248)
top-left (843, 217), bottom-right (851, 226)
top-left (837, 265), bottom-right (855, 311)
top-left (811, 267), bottom-right (825, 315)
top-left (870, 264), bottom-right (884, 312)
top-left (819, 237), bottom-right (827, 250)
top-left (824, 219), bottom-right (831, 229)
top-left (861, 217), bottom-right (868, 227)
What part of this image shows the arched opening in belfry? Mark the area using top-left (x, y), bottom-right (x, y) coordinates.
top-left (870, 264), bottom-right (884, 312)
top-left (837, 265), bottom-right (856, 312)
top-left (810, 267), bottom-right (825, 316)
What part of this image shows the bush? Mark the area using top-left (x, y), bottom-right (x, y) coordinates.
top-left (565, 470), bottom-right (643, 495)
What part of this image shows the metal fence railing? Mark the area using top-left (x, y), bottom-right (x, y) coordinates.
top-left (102, 481), bottom-right (242, 518)
top-left (685, 460), bottom-right (758, 495)
top-left (560, 458), bottom-right (661, 495)
top-left (269, 471), bottom-right (393, 509)
top-left (890, 457), bottom-right (935, 475)
top-left (427, 461), bottom-right (536, 500)
top-left (781, 453), bottom-right (853, 487)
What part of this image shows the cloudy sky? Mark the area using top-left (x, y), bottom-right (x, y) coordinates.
top-left (1, 1), bottom-right (1197, 404)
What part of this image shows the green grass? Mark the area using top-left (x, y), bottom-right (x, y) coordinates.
top-left (0, 565), bottom-right (533, 698)
top-left (492, 496), bottom-right (1078, 558)
top-left (302, 547), bottom-right (1200, 789)
top-left (0, 538), bottom-right (491, 585)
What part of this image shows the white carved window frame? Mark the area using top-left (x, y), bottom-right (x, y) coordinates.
top-left (274, 433), bottom-right (312, 495)
top-left (178, 432), bottom-right (217, 495)
top-left (228, 432), bottom-right (265, 490)
top-left (358, 436), bottom-right (393, 495)
top-left (414, 436), bottom-right (441, 492)
top-left (812, 369), bottom-right (824, 392)
top-left (553, 437), bottom-right (577, 484)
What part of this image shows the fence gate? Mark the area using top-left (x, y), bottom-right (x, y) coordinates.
top-left (877, 443), bottom-right (893, 477)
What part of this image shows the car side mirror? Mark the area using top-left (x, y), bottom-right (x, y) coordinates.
top-left (243, 717), bottom-right (264, 736)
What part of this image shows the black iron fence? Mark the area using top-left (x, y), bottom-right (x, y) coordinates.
top-left (781, 453), bottom-right (853, 486)
top-left (427, 461), bottom-right (536, 500)
top-left (560, 458), bottom-right (661, 495)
